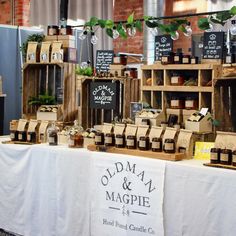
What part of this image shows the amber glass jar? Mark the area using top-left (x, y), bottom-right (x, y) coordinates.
top-left (95, 132), bottom-right (104, 145)
top-left (232, 150), bottom-right (236, 166)
top-left (220, 149), bottom-right (232, 165)
top-left (126, 135), bottom-right (137, 149)
top-left (138, 136), bottom-right (150, 151)
top-left (170, 74), bottom-right (184, 86)
top-left (174, 51), bottom-right (183, 64)
top-left (210, 148), bottom-right (221, 164)
top-left (27, 132), bottom-right (37, 143)
top-left (163, 139), bottom-right (175, 153)
top-left (185, 97), bottom-right (198, 110)
top-left (105, 133), bottom-right (115, 146)
top-left (10, 130), bottom-right (18, 141)
top-left (59, 25), bottom-right (72, 35)
top-left (182, 55), bottom-right (191, 64)
top-left (47, 25), bottom-right (59, 36)
top-left (170, 97), bottom-right (185, 109)
top-left (18, 131), bottom-right (27, 142)
top-left (151, 137), bottom-right (162, 152)
top-left (68, 134), bottom-right (84, 148)
top-left (115, 134), bottom-right (125, 148)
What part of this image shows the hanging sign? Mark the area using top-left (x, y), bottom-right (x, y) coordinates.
top-left (203, 32), bottom-right (224, 59)
top-left (90, 82), bottom-right (117, 109)
top-left (154, 35), bottom-right (173, 61)
top-left (96, 50), bottom-right (114, 72)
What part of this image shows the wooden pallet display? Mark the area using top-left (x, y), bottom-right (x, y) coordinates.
top-left (204, 163), bottom-right (236, 171)
top-left (87, 144), bottom-right (186, 161)
top-left (76, 76), bottom-right (140, 128)
top-left (22, 62), bottom-right (78, 122)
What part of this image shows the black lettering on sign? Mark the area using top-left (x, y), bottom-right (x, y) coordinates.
top-left (154, 35), bottom-right (173, 61)
top-left (96, 50), bottom-right (114, 72)
top-left (203, 32), bottom-right (224, 59)
top-left (90, 82), bottom-right (117, 109)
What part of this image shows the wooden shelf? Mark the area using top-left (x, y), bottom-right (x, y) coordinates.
top-left (142, 85), bottom-right (214, 92)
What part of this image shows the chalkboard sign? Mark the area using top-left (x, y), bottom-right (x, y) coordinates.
top-left (203, 32), bottom-right (224, 59)
top-left (96, 50), bottom-right (114, 72)
top-left (130, 102), bottom-right (143, 120)
top-left (155, 35), bottom-right (173, 61)
top-left (90, 82), bottom-right (117, 109)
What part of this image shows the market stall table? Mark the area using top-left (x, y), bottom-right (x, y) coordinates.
top-left (0, 138), bottom-right (236, 236)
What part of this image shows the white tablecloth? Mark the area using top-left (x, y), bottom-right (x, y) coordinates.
top-left (0, 140), bottom-right (236, 236)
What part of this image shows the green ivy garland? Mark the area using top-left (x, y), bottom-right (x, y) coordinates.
top-left (83, 6), bottom-right (236, 38)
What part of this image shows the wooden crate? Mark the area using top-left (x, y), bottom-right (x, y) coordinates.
top-left (22, 62), bottom-right (78, 122)
top-left (76, 76), bottom-right (140, 128)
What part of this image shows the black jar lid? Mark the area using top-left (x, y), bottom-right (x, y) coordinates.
top-left (127, 135), bottom-right (136, 139)
top-left (139, 136), bottom-right (148, 141)
top-left (48, 25), bottom-right (59, 29)
top-left (210, 148), bottom-right (221, 153)
top-left (116, 134), bottom-right (124, 138)
top-left (221, 148), bottom-right (232, 154)
top-left (152, 137), bottom-right (162, 142)
top-left (60, 25), bottom-right (71, 29)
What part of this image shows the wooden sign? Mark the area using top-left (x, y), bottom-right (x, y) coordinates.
top-left (154, 35), bottom-right (173, 61)
top-left (96, 50), bottom-right (114, 72)
top-left (90, 82), bottom-right (117, 109)
top-left (203, 32), bottom-right (224, 59)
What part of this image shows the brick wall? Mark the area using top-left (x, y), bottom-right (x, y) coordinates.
top-left (113, 0), bottom-right (144, 55)
top-left (0, 0), bottom-right (30, 26)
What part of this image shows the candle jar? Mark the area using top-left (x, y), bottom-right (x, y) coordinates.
top-left (67, 120), bottom-right (84, 148)
top-left (95, 132), bottom-right (104, 145)
top-left (170, 74), bottom-right (184, 85)
top-left (210, 148), bottom-right (221, 164)
top-left (178, 146), bottom-right (186, 153)
top-left (174, 50), bottom-right (183, 64)
top-left (27, 132), bottom-right (37, 143)
top-left (232, 150), bottom-right (236, 166)
top-left (59, 25), bottom-right (72, 35)
top-left (126, 135), bottom-right (137, 149)
top-left (161, 52), bottom-right (174, 65)
top-left (163, 138), bottom-right (175, 153)
top-left (115, 134), bottom-right (125, 148)
top-left (47, 25), bottom-right (59, 36)
top-left (220, 149), bottom-right (232, 165)
top-left (151, 137), bottom-right (162, 152)
top-left (10, 130), bottom-right (18, 141)
top-left (185, 97), bottom-right (198, 110)
top-left (170, 97), bottom-right (185, 109)
top-left (18, 131), bottom-right (27, 142)
top-left (182, 55), bottom-right (191, 64)
top-left (138, 136), bottom-right (150, 151)
top-left (191, 56), bottom-right (199, 64)
top-left (105, 133), bottom-right (115, 146)
top-left (47, 122), bottom-right (59, 146)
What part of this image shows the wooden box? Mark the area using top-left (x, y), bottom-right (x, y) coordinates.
top-left (135, 110), bottom-right (166, 126)
top-left (37, 105), bottom-right (62, 121)
top-left (63, 48), bottom-right (77, 63)
top-left (166, 108), bottom-right (183, 124)
top-left (109, 64), bottom-right (125, 77)
top-left (185, 113), bottom-right (212, 132)
top-left (182, 109), bottom-right (197, 126)
top-left (58, 35), bottom-right (76, 48)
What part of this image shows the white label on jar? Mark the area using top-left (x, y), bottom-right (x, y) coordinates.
top-left (171, 100), bottom-right (179, 107)
top-left (233, 155), bottom-right (236, 163)
top-left (174, 56), bottom-right (179, 61)
top-left (116, 138), bottom-right (123, 145)
top-left (48, 137), bottom-right (55, 144)
top-left (127, 139), bottom-right (134, 146)
top-left (162, 57), bottom-right (168, 62)
top-left (185, 100), bottom-right (194, 108)
top-left (183, 58), bottom-right (189, 63)
top-left (105, 136), bottom-right (112, 144)
top-left (210, 153), bottom-right (218, 161)
top-left (171, 76), bottom-right (179, 84)
top-left (27, 134), bottom-right (31, 141)
top-left (18, 133), bottom-right (23, 140)
top-left (139, 140), bottom-right (146, 148)
top-left (220, 153), bottom-right (229, 162)
top-left (152, 142), bottom-right (160, 149)
top-left (164, 143), bottom-right (174, 151)
top-left (10, 132), bottom-right (15, 139)
top-left (95, 136), bottom-right (102, 142)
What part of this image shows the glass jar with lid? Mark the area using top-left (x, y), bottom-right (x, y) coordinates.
top-left (67, 120), bottom-right (84, 148)
top-left (47, 122), bottom-right (59, 146)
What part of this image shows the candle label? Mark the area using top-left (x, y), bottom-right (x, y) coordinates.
top-left (171, 76), bottom-right (179, 84)
top-left (105, 136), bottom-right (112, 144)
top-left (27, 134), bottom-right (31, 141)
top-left (152, 142), bottom-right (160, 149)
top-left (233, 155), bottom-right (236, 163)
top-left (139, 140), bottom-right (146, 148)
top-left (185, 100), bottom-right (194, 108)
top-left (127, 139), bottom-right (135, 146)
top-left (171, 100), bottom-right (179, 107)
top-left (220, 153), bottom-right (229, 162)
top-left (95, 136), bottom-right (102, 142)
top-left (49, 137), bottom-right (55, 144)
top-left (115, 138), bottom-right (123, 145)
top-left (210, 153), bottom-right (218, 161)
top-left (164, 143), bottom-right (174, 151)
top-left (10, 132), bottom-right (15, 139)
top-left (69, 139), bottom-right (75, 146)
top-left (18, 133), bottom-right (23, 140)
top-left (183, 57), bottom-right (189, 63)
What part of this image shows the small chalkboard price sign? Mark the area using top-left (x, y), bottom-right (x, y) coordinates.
top-left (155, 35), bottom-right (173, 61)
top-left (203, 32), bottom-right (224, 59)
top-left (90, 82), bottom-right (117, 109)
top-left (96, 50), bottom-right (114, 72)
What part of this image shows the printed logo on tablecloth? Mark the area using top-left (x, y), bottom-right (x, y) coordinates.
top-left (91, 158), bottom-right (165, 236)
